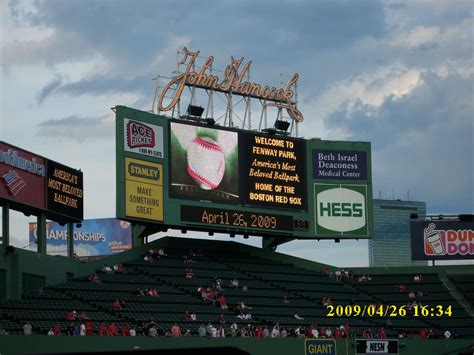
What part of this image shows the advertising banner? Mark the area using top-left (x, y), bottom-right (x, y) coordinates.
top-left (356, 339), bottom-right (399, 355)
top-left (314, 183), bottom-right (369, 236)
top-left (313, 149), bottom-right (367, 180)
top-left (0, 142), bottom-right (46, 209)
top-left (124, 118), bottom-right (164, 158)
top-left (29, 218), bottom-right (132, 257)
top-left (46, 159), bottom-right (84, 220)
top-left (169, 121), bottom-right (239, 203)
top-left (241, 133), bottom-right (307, 210)
top-left (125, 157), bottom-right (163, 221)
top-left (411, 221), bottom-right (474, 260)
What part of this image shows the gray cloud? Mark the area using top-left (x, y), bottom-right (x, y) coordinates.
top-left (36, 74), bottom-right (62, 103)
top-left (37, 115), bottom-right (113, 142)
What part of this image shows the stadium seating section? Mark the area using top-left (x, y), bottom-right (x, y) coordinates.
top-left (0, 239), bottom-right (472, 338)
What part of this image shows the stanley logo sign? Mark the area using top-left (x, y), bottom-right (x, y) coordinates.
top-left (315, 183), bottom-right (368, 236)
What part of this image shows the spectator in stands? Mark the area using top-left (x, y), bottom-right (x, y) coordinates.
top-left (85, 321), bottom-right (94, 336)
top-left (283, 295), bottom-right (290, 304)
top-left (311, 327), bottom-right (319, 338)
top-left (377, 327), bottom-right (386, 339)
top-left (219, 294), bottom-right (228, 309)
top-left (206, 291), bottom-right (217, 306)
top-left (121, 324), bottom-right (130, 336)
top-left (229, 278), bottom-right (239, 288)
top-left (242, 284), bottom-right (248, 292)
top-left (184, 310), bottom-right (193, 322)
top-left (53, 324), bottom-right (62, 336)
top-left (88, 273), bottom-right (101, 283)
top-left (238, 300), bottom-right (251, 311)
top-left (230, 322), bottom-right (238, 337)
top-left (325, 328), bottom-right (333, 338)
top-left (281, 328), bottom-right (288, 338)
top-left (335, 269), bottom-right (342, 282)
top-left (321, 266), bottom-right (329, 274)
top-left (66, 311), bottom-right (75, 321)
top-left (148, 288), bottom-right (159, 297)
top-left (218, 313), bottom-right (226, 325)
top-left (334, 328), bottom-right (341, 339)
top-left (47, 328), bottom-right (54, 336)
top-left (113, 264), bottom-right (124, 273)
top-left (148, 325), bottom-right (157, 337)
top-left (158, 248), bottom-right (167, 256)
top-left (112, 299), bottom-right (125, 310)
top-left (408, 291), bottom-right (416, 300)
top-left (23, 321), bottom-right (32, 335)
top-left (129, 327), bottom-right (136, 336)
top-left (294, 313), bottom-right (304, 320)
top-left (102, 265), bottom-right (113, 273)
top-left (197, 323), bottom-right (206, 337)
top-left (67, 323), bottom-right (74, 336)
top-left (414, 274), bottom-right (424, 282)
top-left (108, 323), bottom-right (117, 336)
top-left (79, 324), bottom-right (86, 336)
top-left (171, 322), bottom-right (182, 337)
top-left (444, 329), bottom-right (452, 339)
top-left (419, 328), bottom-right (428, 339)
top-left (99, 323), bottom-right (108, 336)
top-left (362, 329), bottom-right (371, 339)
top-left (78, 311), bottom-right (89, 321)
top-left (398, 284), bottom-right (407, 292)
top-left (185, 268), bottom-right (195, 278)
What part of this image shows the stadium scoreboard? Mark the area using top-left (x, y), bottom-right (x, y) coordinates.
top-left (115, 106), bottom-right (373, 239)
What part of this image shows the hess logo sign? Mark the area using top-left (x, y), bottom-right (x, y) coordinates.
top-left (316, 185), bottom-right (366, 233)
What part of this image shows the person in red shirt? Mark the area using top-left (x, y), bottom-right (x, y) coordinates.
top-left (108, 323), bottom-right (117, 336)
top-left (112, 300), bottom-right (123, 310)
top-left (171, 323), bottom-right (182, 337)
top-left (85, 321), bottom-right (94, 336)
top-left (99, 323), bottom-right (108, 336)
top-left (121, 324), bottom-right (130, 336)
top-left (88, 273), bottom-right (100, 283)
top-left (362, 329), bottom-right (370, 338)
top-left (206, 292), bottom-right (217, 306)
top-left (335, 328), bottom-right (342, 339)
top-left (219, 295), bottom-right (228, 310)
top-left (66, 311), bottom-right (74, 321)
top-left (378, 327), bottom-right (386, 339)
top-left (149, 288), bottom-right (159, 297)
top-left (398, 284), bottom-right (406, 292)
top-left (419, 328), bottom-right (427, 339)
top-left (53, 324), bottom-right (61, 336)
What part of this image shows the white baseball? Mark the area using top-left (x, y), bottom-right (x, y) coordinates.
top-left (187, 136), bottom-right (225, 190)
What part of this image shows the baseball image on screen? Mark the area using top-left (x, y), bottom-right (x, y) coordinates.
top-left (170, 122), bottom-right (239, 203)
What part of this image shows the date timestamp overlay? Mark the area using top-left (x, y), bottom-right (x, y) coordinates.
top-left (326, 304), bottom-right (453, 317)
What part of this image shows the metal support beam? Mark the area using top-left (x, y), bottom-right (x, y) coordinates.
top-left (37, 213), bottom-right (47, 254)
top-left (67, 222), bottom-right (74, 258)
top-left (2, 203), bottom-right (9, 246)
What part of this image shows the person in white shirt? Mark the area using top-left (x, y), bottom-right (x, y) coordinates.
top-left (48, 328), bottom-right (54, 336)
top-left (311, 328), bottom-right (319, 338)
top-left (325, 328), bottom-right (333, 338)
top-left (271, 324), bottom-right (280, 338)
top-left (129, 328), bottom-right (136, 336)
top-left (444, 330), bottom-right (451, 339)
top-left (80, 324), bottom-right (86, 336)
top-left (211, 325), bottom-right (218, 338)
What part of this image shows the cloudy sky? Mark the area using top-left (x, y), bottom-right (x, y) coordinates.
top-left (1, 0), bottom-right (472, 266)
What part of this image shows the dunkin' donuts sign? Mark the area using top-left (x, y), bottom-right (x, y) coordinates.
top-left (411, 221), bottom-right (474, 260)
top-left (124, 119), bottom-right (164, 158)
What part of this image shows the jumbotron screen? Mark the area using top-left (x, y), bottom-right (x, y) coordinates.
top-left (115, 106), bottom-right (373, 239)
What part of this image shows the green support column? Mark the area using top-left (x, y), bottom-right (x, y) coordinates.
top-left (2, 203), bottom-right (9, 246)
top-left (132, 224), bottom-right (146, 248)
top-left (67, 222), bottom-right (74, 258)
top-left (37, 213), bottom-right (47, 254)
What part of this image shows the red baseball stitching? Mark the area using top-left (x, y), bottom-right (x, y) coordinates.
top-left (187, 166), bottom-right (218, 189)
top-left (193, 137), bottom-right (223, 152)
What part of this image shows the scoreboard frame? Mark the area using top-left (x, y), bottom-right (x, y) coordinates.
top-left (115, 106), bottom-right (373, 240)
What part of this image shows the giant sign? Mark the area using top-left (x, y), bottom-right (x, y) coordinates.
top-left (411, 221), bottom-right (474, 260)
top-left (241, 133), bottom-right (306, 210)
top-left (46, 160), bottom-right (84, 220)
top-left (315, 183), bottom-right (369, 236)
top-left (159, 47), bottom-right (304, 122)
top-left (29, 218), bottom-right (132, 257)
top-left (115, 106), bottom-right (373, 239)
top-left (0, 142), bottom-right (46, 209)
